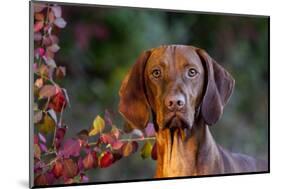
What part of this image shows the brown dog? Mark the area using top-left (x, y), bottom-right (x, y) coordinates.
top-left (119, 45), bottom-right (267, 178)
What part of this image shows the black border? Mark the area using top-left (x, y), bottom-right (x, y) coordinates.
top-left (29, 0), bottom-right (270, 188)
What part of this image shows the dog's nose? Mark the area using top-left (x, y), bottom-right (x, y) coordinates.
top-left (165, 94), bottom-right (185, 111)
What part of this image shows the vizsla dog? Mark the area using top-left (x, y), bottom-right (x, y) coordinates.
top-left (119, 45), bottom-right (267, 178)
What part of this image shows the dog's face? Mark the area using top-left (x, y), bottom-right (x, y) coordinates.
top-left (144, 46), bottom-right (205, 130)
top-left (119, 45), bottom-right (234, 134)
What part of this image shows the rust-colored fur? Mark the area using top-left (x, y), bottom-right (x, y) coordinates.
top-left (119, 45), bottom-right (267, 177)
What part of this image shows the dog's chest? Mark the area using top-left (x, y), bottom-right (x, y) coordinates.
top-left (155, 129), bottom-right (198, 177)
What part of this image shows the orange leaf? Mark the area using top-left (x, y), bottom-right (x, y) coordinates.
top-left (52, 161), bottom-right (63, 178)
top-left (39, 85), bottom-right (57, 99)
top-left (82, 153), bottom-right (94, 170)
top-left (35, 78), bottom-right (43, 88)
top-left (122, 142), bottom-right (138, 157)
top-left (35, 13), bottom-right (44, 21)
top-left (62, 159), bottom-right (78, 178)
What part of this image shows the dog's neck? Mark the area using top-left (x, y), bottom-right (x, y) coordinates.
top-left (155, 118), bottom-right (223, 177)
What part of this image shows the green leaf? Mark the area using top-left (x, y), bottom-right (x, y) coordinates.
top-left (89, 115), bottom-right (105, 136)
top-left (141, 141), bottom-right (152, 159)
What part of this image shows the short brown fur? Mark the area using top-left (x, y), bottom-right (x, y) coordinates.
top-left (119, 45), bottom-right (267, 178)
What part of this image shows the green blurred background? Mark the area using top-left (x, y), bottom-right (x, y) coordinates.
top-left (55, 4), bottom-right (268, 182)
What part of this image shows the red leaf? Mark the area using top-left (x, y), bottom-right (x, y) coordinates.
top-left (82, 152), bottom-right (94, 170)
top-left (59, 139), bottom-right (81, 158)
top-left (55, 127), bottom-right (66, 149)
top-left (92, 151), bottom-right (98, 168)
top-left (34, 135), bottom-right (39, 144)
top-left (151, 142), bottom-right (157, 160)
top-left (34, 171), bottom-right (54, 185)
top-left (62, 158), bottom-right (78, 178)
top-left (35, 48), bottom-right (45, 58)
top-left (112, 152), bottom-right (123, 163)
top-left (48, 90), bottom-right (67, 112)
top-left (34, 21), bottom-right (44, 32)
top-left (45, 171), bottom-right (55, 185)
top-left (52, 161), bottom-right (63, 178)
top-left (35, 174), bottom-right (48, 186)
top-left (111, 140), bottom-right (124, 150)
top-left (99, 151), bottom-right (113, 168)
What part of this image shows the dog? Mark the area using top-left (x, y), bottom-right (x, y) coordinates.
top-left (118, 45), bottom-right (267, 178)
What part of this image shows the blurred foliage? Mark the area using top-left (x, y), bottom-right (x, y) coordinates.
top-left (55, 4), bottom-right (268, 182)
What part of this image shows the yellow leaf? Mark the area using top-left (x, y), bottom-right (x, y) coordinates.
top-left (37, 114), bottom-right (56, 134)
top-left (89, 115), bottom-right (105, 136)
top-left (141, 141), bottom-right (152, 159)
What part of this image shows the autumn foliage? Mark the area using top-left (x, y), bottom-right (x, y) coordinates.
top-left (33, 3), bottom-right (157, 186)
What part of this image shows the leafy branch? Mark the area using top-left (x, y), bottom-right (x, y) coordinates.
top-left (33, 3), bottom-right (157, 186)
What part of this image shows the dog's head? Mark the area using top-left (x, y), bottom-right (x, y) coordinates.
top-left (119, 45), bottom-right (235, 133)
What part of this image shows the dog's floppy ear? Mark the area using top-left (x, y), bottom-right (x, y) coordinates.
top-left (196, 49), bottom-right (235, 125)
top-left (119, 51), bottom-right (151, 130)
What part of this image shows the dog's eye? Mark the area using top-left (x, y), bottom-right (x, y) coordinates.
top-left (187, 68), bottom-right (198, 77)
top-left (152, 69), bottom-right (161, 78)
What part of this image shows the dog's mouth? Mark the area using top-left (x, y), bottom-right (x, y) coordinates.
top-left (163, 113), bottom-right (192, 142)
top-left (164, 113), bottom-right (191, 130)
